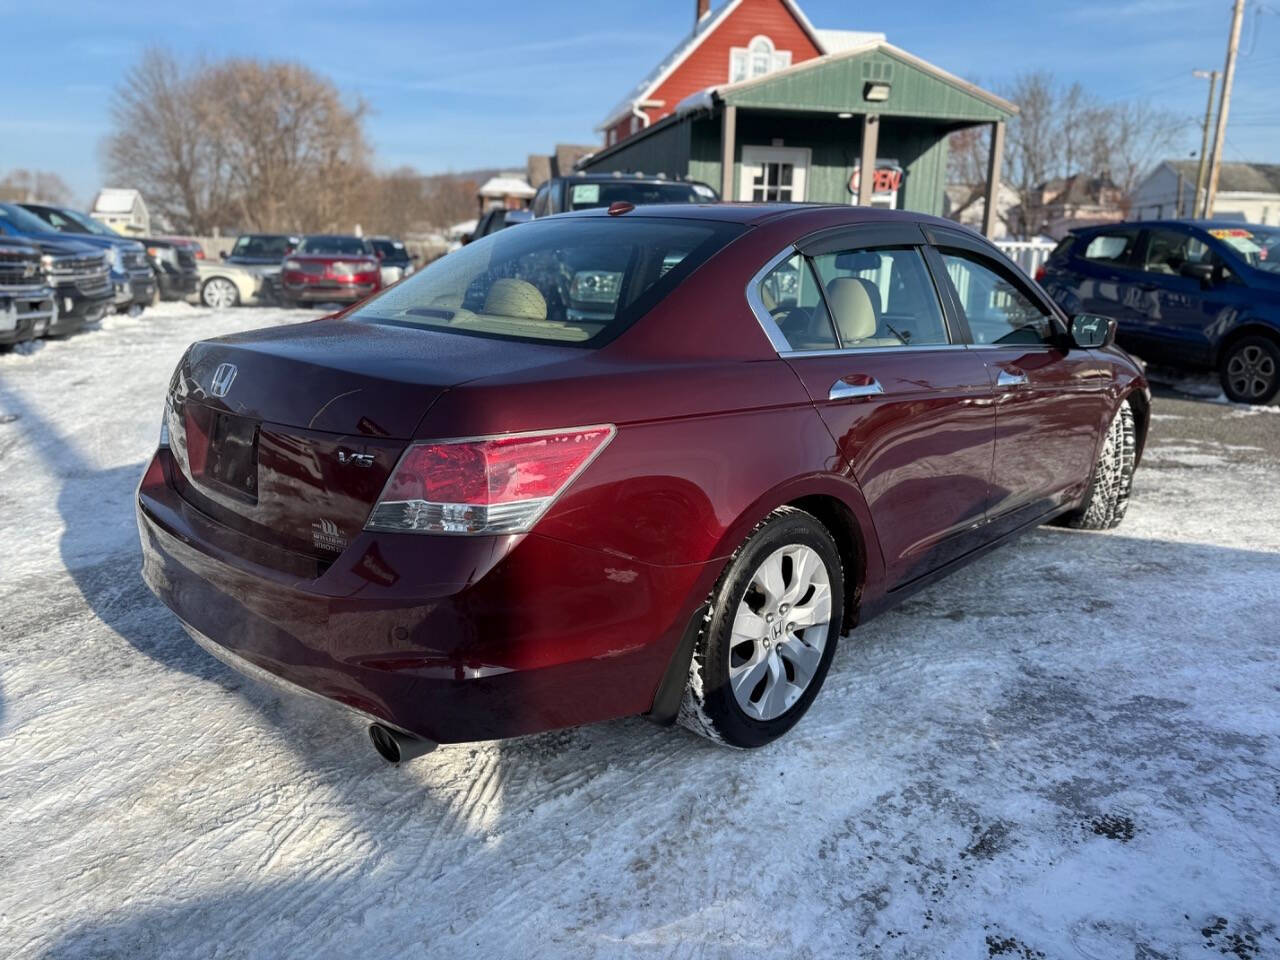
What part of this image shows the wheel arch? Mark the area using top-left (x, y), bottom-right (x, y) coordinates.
top-left (708, 474), bottom-right (885, 637)
top-left (1213, 321), bottom-right (1280, 367)
top-left (1121, 384), bottom-right (1150, 465)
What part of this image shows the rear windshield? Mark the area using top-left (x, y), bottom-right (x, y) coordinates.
top-left (297, 236), bottom-right (369, 256)
top-left (351, 217), bottom-right (743, 345)
top-left (1208, 226), bottom-right (1280, 274)
top-left (567, 181), bottom-right (718, 211)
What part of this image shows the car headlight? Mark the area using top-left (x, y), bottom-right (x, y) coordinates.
top-left (111, 247), bottom-right (125, 271)
top-left (40, 253), bottom-right (53, 274)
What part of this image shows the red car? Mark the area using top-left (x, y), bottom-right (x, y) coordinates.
top-left (279, 235), bottom-right (381, 307)
top-left (137, 204), bottom-right (1148, 761)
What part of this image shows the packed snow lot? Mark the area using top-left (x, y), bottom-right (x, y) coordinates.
top-left (1, 303), bottom-right (1279, 960)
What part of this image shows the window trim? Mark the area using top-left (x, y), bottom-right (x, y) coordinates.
top-left (746, 241), bottom-right (966, 356)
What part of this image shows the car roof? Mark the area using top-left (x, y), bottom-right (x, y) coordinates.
top-left (554, 173), bottom-right (714, 185)
top-left (1071, 218), bottom-right (1269, 235)
top-left (551, 202), bottom-right (983, 235)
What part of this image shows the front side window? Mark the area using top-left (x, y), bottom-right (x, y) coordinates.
top-left (812, 247), bottom-right (949, 347)
top-left (1080, 229), bottom-right (1139, 265)
top-left (942, 251), bottom-right (1056, 346)
top-left (352, 217), bottom-right (743, 345)
top-left (757, 253), bottom-right (838, 351)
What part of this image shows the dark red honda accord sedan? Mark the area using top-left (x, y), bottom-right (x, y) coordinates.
top-left (137, 204), bottom-right (1149, 760)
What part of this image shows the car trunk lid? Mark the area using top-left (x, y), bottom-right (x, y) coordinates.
top-left (167, 317), bottom-right (583, 561)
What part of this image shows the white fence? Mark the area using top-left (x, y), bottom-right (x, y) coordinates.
top-left (995, 239), bottom-right (1058, 278)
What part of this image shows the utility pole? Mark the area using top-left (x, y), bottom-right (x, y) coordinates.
top-left (1192, 69), bottom-right (1219, 217)
top-left (1204, 0), bottom-right (1247, 219)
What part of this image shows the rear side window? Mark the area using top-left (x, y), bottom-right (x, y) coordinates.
top-left (757, 253), bottom-right (838, 351)
top-left (352, 217), bottom-right (743, 345)
top-left (942, 251), bottom-right (1056, 346)
top-left (811, 247), bottom-right (949, 347)
top-left (1081, 229), bottom-right (1139, 265)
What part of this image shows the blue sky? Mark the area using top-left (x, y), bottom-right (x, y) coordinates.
top-left (2, 0), bottom-right (1277, 204)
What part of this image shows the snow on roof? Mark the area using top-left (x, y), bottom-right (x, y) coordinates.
top-left (598, 0), bottom-right (883, 130)
top-left (477, 175), bottom-right (536, 199)
top-left (92, 188), bottom-right (142, 214)
top-left (814, 28), bottom-right (886, 52)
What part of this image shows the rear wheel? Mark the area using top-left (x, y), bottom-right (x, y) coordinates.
top-left (1219, 335), bottom-right (1280, 405)
top-left (1058, 400), bottom-right (1136, 530)
top-left (679, 507), bottom-right (843, 748)
top-left (201, 277), bottom-right (240, 310)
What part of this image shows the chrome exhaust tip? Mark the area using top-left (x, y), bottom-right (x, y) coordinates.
top-left (368, 723), bottom-right (437, 765)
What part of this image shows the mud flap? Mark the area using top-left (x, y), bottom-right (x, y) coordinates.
top-left (643, 602), bottom-right (710, 726)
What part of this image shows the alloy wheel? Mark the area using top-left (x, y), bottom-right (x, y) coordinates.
top-left (728, 544), bottom-right (833, 721)
top-left (1226, 344), bottom-right (1277, 401)
top-left (202, 278), bottom-right (239, 310)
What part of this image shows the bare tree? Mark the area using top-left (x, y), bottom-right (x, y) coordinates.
top-left (203, 59), bottom-right (371, 233)
top-left (102, 50), bottom-right (232, 233)
top-left (0, 169), bottom-right (75, 205)
top-left (959, 72), bottom-right (1190, 238)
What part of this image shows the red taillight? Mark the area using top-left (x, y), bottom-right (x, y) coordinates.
top-left (1034, 265), bottom-right (1046, 283)
top-left (365, 426), bottom-right (615, 535)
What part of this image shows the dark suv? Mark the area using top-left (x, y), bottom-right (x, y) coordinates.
top-left (0, 238), bottom-right (56, 347)
top-left (530, 174), bottom-right (719, 217)
top-left (16, 202), bottom-right (156, 314)
top-left (1040, 220), bottom-right (1280, 404)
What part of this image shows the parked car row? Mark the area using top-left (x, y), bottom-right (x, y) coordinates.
top-left (195, 232), bottom-right (417, 308)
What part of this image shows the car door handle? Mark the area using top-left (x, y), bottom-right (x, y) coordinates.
top-left (996, 369), bottom-right (1028, 388)
top-left (828, 377), bottom-right (884, 400)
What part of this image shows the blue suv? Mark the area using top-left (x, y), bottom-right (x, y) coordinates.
top-left (1040, 220), bottom-right (1280, 404)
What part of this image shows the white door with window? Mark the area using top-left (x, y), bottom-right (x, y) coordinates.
top-left (739, 146), bottom-right (810, 203)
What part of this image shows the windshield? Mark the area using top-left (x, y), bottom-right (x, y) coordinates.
top-left (232, 235), bottom-right (294, 258)
top-left (61, 209), bottom-right (119, 237)
top-left (0, 203), bottom-right (57, 235)
top-left (297, 236), bottom-right (370, 256)
top-left (566, 181), bottom-right (718, 211)
top-left (370, 239), bottom-right (405, 258)
top-left (1209, 226), bottom-right (1280, 274)
top-left (351, 216), bottom-right (743, 345)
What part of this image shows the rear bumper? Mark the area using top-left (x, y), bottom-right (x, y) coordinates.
top-left (136, 448), bottom-right (710, 743)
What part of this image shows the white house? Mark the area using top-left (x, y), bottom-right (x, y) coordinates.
top-left (90, 188), bottom-right (150, 235)
top-left (1131, 160), bottom-right (1280, 224)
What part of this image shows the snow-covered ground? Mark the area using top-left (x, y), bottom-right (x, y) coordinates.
top-left (1, 303), bottom-right (1278, 959)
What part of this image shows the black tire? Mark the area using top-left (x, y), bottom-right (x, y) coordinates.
top-left (678, 506), bottom-right (844, 748)
top-left (1219, 335), bottom-right (1280, 405)
top-left (1058, 400), bottom-right (1136, 530)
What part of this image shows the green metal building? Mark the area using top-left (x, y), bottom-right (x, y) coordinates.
top-left (579, 42), bottom-right (1016, 237)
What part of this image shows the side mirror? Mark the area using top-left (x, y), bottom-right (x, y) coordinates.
top-left (1180, 261), bottom-right (1214, 286)
top-left (1071, 313), bottom-right (1117, 349)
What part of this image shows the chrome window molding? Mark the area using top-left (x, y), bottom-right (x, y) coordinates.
top-left (744, 244), bottom-right (800, 354)
top-left (745, 242), bottom-right (961, 357)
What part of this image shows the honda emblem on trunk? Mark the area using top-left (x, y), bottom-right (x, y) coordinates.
top-left (210, 363), bottom-right (237, 398)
